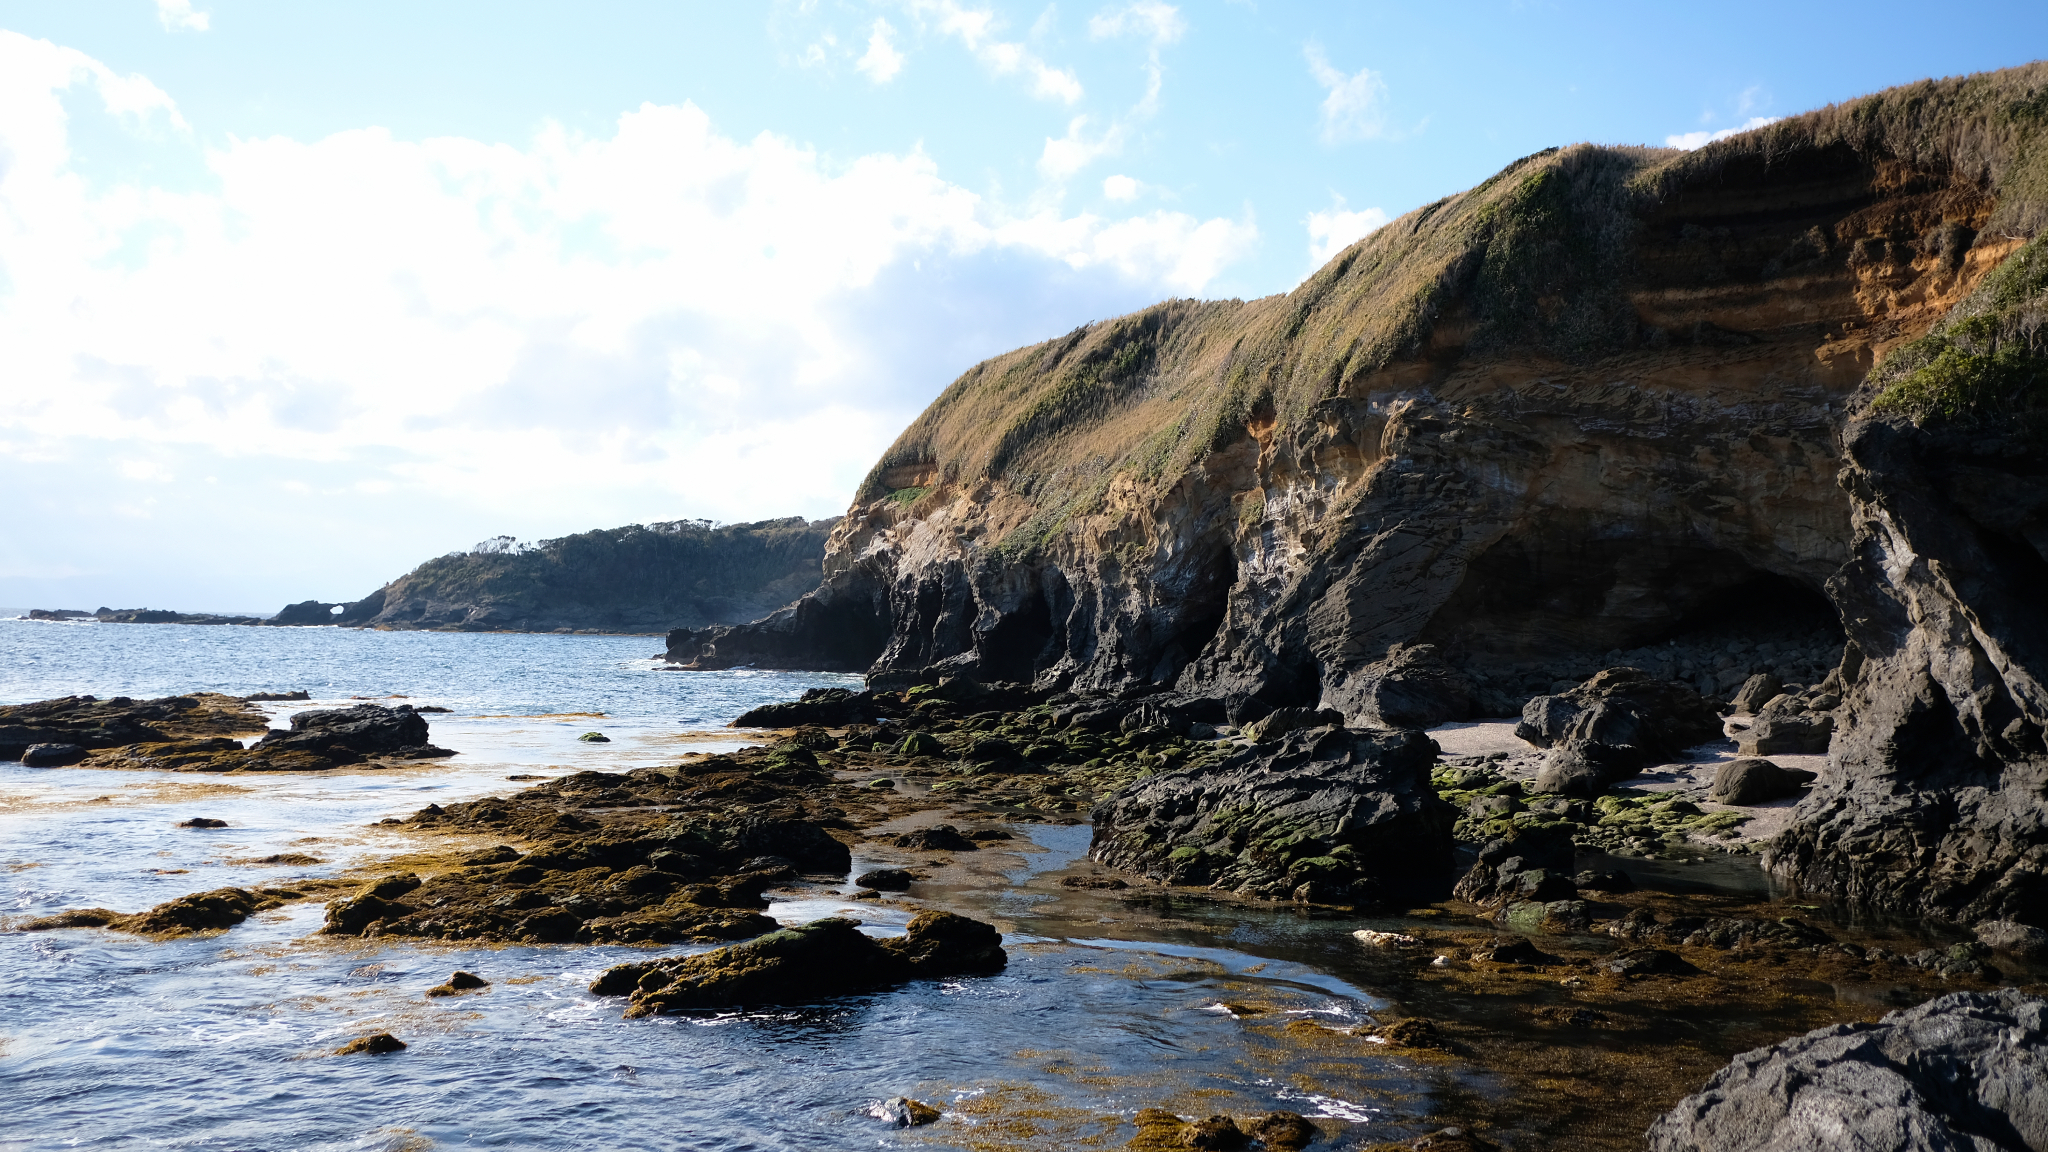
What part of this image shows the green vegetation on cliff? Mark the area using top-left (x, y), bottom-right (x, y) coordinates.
top-left (1870, 234), bottom-right (2048, 425)
top-left (345, 517), bottom-right (834, 633)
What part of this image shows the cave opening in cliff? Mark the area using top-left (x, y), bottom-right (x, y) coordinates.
top-left (1421, 532), bottom-right (1842, 664)
top-left (1152, 547), bottom-right (1237, 684)
top-left (975, 581), bottom-right (1059, 683)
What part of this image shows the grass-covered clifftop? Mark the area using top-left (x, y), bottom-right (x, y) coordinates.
top-left (342, 517), bottom-right (834, 634)
top-left (857, 62), bottom-right (2048, 559)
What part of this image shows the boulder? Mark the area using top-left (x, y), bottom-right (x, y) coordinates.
top-left (1737, 696), bottom-right (1834, 756)
top-left (1709, 758), bottom-right (1817, 805)
top-left (1976, 920), bottom-right (2048, 960)
top-left (255, 703), bottom-right (455, 762)
top-left (732, 687), bottom-right (883, 728)
top-left (20, 742), bottom-right (88, 767)
top-left (1090, 725), bottom-right (1454, 905)
top-left (891, 825), bottom-right (977, 852)
top-left (590, 911), bottom-right (1006, 1016)
top-left (734, 817), bottom-right (852, 874)
top-left (1319, 643), bottom-right (1475, 729)
top-left (333, 1033), bottom-right (406, 1055)
top-left (1519, 668), bottom-right (1723, 795)
top-left (1729, 673), bottom-right (1784, 715)
top-left (1453, 827), bottom-right (1578, 908)
top-left (854, 868), bottom-right (917, 891)
top-left (1646, 990), bottom-right (2048, 1152)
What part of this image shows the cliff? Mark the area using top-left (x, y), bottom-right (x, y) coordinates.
top-left (676, 65), bottom-right (2048, 930)
top-left (326, 517), bottom-right (834, 634)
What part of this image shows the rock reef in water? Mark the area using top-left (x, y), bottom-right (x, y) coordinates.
top-left (0, 693), bottom-right (268, 762)
top-left (21, 885), bottom-right (310, 937)
top-left (589, 911), bottom-right (1005, 1017)
top-left (59, 702), bottom-right (457, 772)
top-left (1090, 724), bottom-right (1453, 905)
top-left (1647, 990), bottom-right (2048, 1152)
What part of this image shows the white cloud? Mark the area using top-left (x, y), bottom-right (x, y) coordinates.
top-left (1305, 196), bottom-right (1387, 267)
top-left (856, 19), bottom-right (905, 83)
top-left (1040, 114), bottom-right (1126, 180)
top-left (154, 0), bottom-right (210, 32)
top-left (0, 30), bottom-right (1256, 603)
top-left (1305, 43), bottom-right (1387, 144)
top-left (1088, 2), bottom-right (1186, 46)
top-left (1665, 115), bottom-right (1782, 151)
top-left (903, 0), bottom-right (1083, 103)
top-left (1102, 174), bottom-right (1140, 202)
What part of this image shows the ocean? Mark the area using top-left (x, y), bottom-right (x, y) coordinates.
top-left (0, 621), bottom-right (1439, 1151)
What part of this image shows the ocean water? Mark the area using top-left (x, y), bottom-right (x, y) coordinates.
top-left (0, 622), bottom-right (1465, 1151)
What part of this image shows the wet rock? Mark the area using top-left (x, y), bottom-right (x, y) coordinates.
top-left (578, 731), bottom-right (610, 743)
top-left (882, 1097), bottom-right (940, 1127)
top-left (894, 731), bottom-right (945, 757)
top-left (1603, 948), bottom-right (1699, 977)
top-left (1091, 725), bottom-right (1453, 906)
top-left (1453, 826), bottom-right (1577, 908)
top-left (1243, 1112), bottom-right (1318, 1151)
top-left (1976, 920), bottom-right (2048, 960)
top-left (854, 868), bottom-right (917, 891)
top-left (333, 1033), bottom-right (406, 1055)
top-left (254, 703), bottom-right (456, 763)
top-left (591, 911), bottom-right (1006, 1016)
top-left (1472, 938), bottom-right (1560, 966)
top-left (1060, 875), bottom-right (1129, 890)
top-left (733, 687), bottom-right (885, 729)
top-left (1353, 929), bottom-right (1421, 948)
top-left (426, 971), bottom-right (489, 997)
top-left (20, 743), bottom-right (88, 767)
top-left (177, 817), bottom-right (228, 828)
top-left (1518, 669), bottom-right (1723, 795)
top-left (1500, 899), bottom-right (1592, 933)
top-left (891, 825), bottom-right (977, 852)
top-left (1708, 758), bottom-right (1816, 805)
top-left (1646, 990), bottom-right (2048, 1152)
top-left (1607, 907), bottom-right (1831, 951)
top-left (25, 887), bottom-right (287, 936)
top-left (1181, 1115), bottom-right (1249, 1149)
top-left (1728, 673), bottom-right (1783, 715)
top-left (736, 816), bottom-right (853, 874)
top-left (1574, 869), bottom-right (1635, 892)
top-left (0, 692), bottom-right (268, 760)
top-left (1374, 1017), bottom-right (1451, 1050)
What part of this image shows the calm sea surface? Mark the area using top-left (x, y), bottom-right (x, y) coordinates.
top-left (0, 621), bottom-right (1463, 1151)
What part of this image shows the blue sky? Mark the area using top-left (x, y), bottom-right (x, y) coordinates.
top-left (1, 1), bottom-right (2044, 612)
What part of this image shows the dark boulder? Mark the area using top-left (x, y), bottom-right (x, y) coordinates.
top-left (1520, 668), bottom-right (1723, 795)
top-left (1646, 990), bottom-right (2048, 1152)
top-left (21, 743), bottom-right (88, 767)
top-left (333, 1033), bottom-right (406, 1055)
top-left (1604, 948), bottom-right (1699, 977)
top-left (1737, 696), bottom-right (1834, 756)
top-left (1709, 758), bottom-right (1817, 805)
top-left (732, 688), bottom-right (883, 728)
top-left (1454, 827), bottom-right (1578, 908)
top-left (1090, 725), bottom-right (1454, 905)
top-left (890, 825), bottom-right (978, 852)
top-left (255, 703), bottom-right (455, 762)
top-left (734, 817), bottom-right (851, 874)
top-left (1320, 643), bottom-right (1475, 729)
top-left (590, 911), bottom-right (1006, 1016)
top-left (854, 868), bottom-right (917, 891)
top-left (1729, 673), bottom-right (1784, 715)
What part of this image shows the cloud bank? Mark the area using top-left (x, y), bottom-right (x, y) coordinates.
top-left (0, 29), bottom-right (1254, 607)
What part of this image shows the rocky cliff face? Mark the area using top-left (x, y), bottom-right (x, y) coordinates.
top-left (675, 67), bottom-right (2048, 928)
top-left (1764, 234), bottom-right (2048, 926)
top-left (342, 517), bottom-right (833, 634)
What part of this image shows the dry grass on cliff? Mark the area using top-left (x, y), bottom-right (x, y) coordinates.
top-left (1869, 233), bottom-right (2048, 425)
top-left (858, 62), bottom-right (2048, 556)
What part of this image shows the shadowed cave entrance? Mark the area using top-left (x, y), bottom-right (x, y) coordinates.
top-left (1420, 533), bottom-right (1843, 712)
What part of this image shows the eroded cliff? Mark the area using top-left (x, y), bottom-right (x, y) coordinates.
top-left (676, 66), bottom-right (2046, 712)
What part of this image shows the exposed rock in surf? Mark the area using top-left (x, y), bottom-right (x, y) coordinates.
top-left (589, 911), bottom-right (1005, 1017)
top-left (333, 1033), bottom-right (407, 1055)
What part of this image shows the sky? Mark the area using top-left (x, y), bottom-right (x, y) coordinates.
top-left (1, 2), bottom-right (2044, 613)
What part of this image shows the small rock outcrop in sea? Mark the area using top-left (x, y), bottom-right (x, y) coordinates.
top-left (20, 742), bottom-right (88, 767)
top-left (1646, 990), bottom-right (2048, 1152)
top-left (333, 1033), bottom-right (407, 1056)
top-left (1090, 724), bottom-right (1453, 905)
top-left (0, 693), bottom-right (267, 762)
top-left (21, 885), bottom-right (307, 937)
top-left (253, 704), bottom-right (455, 762)
top-left (425, 971), bottom-right (489, 998)
top-left (588, 911), bottom-right (1005, 1017)
top-left (1516, 668), bottom-right (1723, 797)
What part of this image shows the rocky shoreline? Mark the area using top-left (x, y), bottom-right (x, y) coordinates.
top-left (12, 673), bottom-right (2042, 1148)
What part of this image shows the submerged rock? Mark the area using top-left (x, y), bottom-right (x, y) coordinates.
top-left (333, 1033), bottom-right (407, 1056)
top-left (590, 911), bottom-right (1005, 1017)
top-left (1646, 990), bottom-right (2048, 1152)
top-left (1091, 725), bottom-right (1453, 906)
